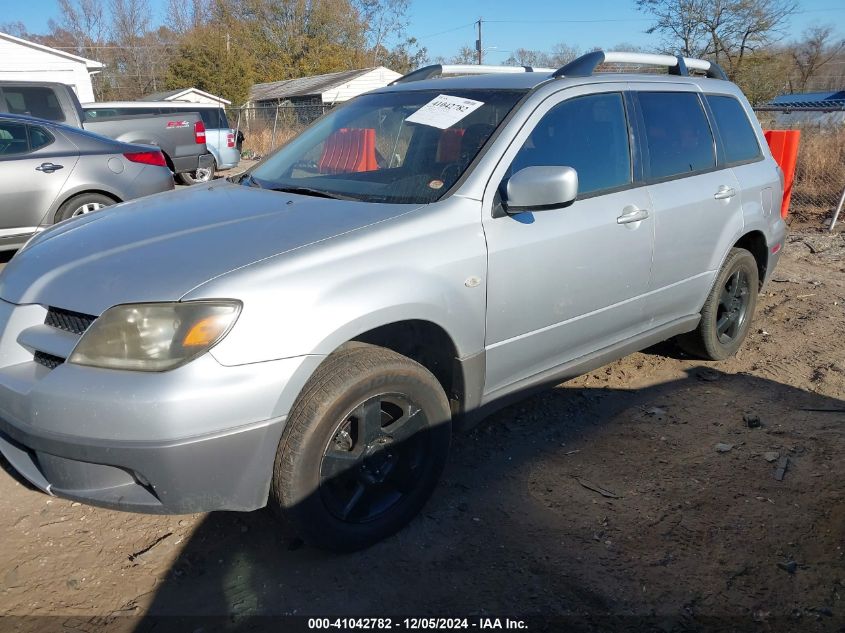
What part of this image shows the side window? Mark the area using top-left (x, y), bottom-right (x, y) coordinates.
top-left (507, 92), bottom-right (631, 197)
top-left (196, 109), bottom-right (222, 128)
top-left (706, 95), bottom-right (761, 164)
top-left (0, 121), bottom-right (30, 155)
top-left (28, 125), bottom-right (54, 151)
top-left (638, 92), bottom-right (715, 180)
top-left (2, 88), bottom-right (65, 122)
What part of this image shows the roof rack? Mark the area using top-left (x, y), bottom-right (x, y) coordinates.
top-left (553, 50), bottom-right (727, 80)
top-left (390, 64), bottom-right (555, 85)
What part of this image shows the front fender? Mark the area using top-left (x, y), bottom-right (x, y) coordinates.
top-left (187, 200), bottom-right (489, 367)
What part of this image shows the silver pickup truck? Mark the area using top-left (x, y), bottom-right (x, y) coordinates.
top-left (0, 81), bottom-right (214, 175)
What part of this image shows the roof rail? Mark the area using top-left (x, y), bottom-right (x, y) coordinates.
top-left (390, 64), bottom-right (555, 85)
top-left (552, 51), bottom-right (728, 81)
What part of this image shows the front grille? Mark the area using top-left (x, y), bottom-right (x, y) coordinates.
top-left (34, 351), bottom-right (65, 369)
top-left (45, 307), bottom-right (96, 335)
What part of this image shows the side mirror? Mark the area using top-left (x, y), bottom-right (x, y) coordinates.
top-left (504, 166), bottom-right (578, 214)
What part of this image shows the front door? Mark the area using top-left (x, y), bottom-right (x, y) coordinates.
top-left (482, 87), bottom-right (655, 396)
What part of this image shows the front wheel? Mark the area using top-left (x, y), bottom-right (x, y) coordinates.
top-left (269, 343), bottom-right (452, 552)
top-left (677, 247), bottom-right (759, 360)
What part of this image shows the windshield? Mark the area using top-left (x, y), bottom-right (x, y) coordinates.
top-left (248, 89), bottom-right (525, 204)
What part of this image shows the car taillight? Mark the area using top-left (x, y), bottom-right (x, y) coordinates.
top-left (124, 151), bottom-right (167, 167)
top-left (226, 132), bottom-right (235, 148)
top-left (194, 121), bottom-right (206, 144)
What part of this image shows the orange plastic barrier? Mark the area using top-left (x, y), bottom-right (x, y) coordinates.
top-left (436, 128), bottom-right (466, 162)
top-left (318, 128), bottom-right (377, 174)
top-left (764, 130), bottom-right (800, 218)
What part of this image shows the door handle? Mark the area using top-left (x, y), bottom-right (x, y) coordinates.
top-left (617, 207), bottom-right (650, 224)
top-left (35, 162), bottom-right (63, 173)
top-left (713, 185), bottom-right (736, 200)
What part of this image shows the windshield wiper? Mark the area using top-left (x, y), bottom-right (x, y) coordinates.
top-left (268, 186), bottom-right (356, 200)
top-left (233, 172), bottom-right (262, 188)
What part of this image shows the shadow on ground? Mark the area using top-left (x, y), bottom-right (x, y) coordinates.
top-left (100, 367), bottom-right (845, 631)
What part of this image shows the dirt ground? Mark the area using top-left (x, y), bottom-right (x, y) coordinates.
top-left (1, 220), bottom-right (843, 632)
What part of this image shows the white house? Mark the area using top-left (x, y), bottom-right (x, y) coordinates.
top-left (0, 32), bottom-right (104, 103)
top-left (140, 87), bottom-right (231, 106)
top-left (248, 67), bottom-right (402, 107)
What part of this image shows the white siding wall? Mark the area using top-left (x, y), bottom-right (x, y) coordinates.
top-left (320, 67), bottom-right (402, 104)
top-left (0, 37), bottom-right (97, 102)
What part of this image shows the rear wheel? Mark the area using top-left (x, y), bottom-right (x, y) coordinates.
top-left (55, 193), bottom-right (116, 222)
top-left (677, 247), bottom-right (759, 360)
top-left (269, 343), bottom-right (452, 552)
top-left (177, 160), bottom-right (216, 185)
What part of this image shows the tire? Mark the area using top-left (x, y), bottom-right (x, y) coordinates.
top-left (677, 247), bottom-right (759, 361)
top-left (55, 193), bottom-right (116, 223)
top-left (177, 160), bottom-right (216, 185)
top-left (269, 343), bottom-right (452, 552)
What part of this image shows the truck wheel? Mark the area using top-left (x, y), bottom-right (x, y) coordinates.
top-left (55, 193), bottom-right (116, 222)
top-left (178, 160), bottom-right (216, 185)
top-left (269, 343), bottom-right (452, 552)
top-left (677, 247), bottom-right (759, 361)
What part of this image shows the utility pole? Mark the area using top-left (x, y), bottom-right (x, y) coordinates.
top-left (475, 18), bottom-right (483, 65)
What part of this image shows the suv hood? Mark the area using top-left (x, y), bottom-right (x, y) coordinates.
top-left (0, 182), bottom-right (417, 315)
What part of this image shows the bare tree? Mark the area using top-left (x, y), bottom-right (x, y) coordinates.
top-left (53, 0), bottom-right (107, 56)
top-left (789, 26), bottom-right (845, 93)
top-left (166, 0), bottom-right (209, 35)
top-left (354, 0), bottom-right (411, 66)
top-left (636, 0), bottom-right (798, 78)
top-left (0, 21), bottom-right (30, 38)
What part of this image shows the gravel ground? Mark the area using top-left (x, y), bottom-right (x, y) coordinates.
top-left (0, 221), bottom-right (843, 632)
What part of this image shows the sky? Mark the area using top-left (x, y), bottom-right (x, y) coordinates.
top-left (3, 0), bottom-right (845, 64)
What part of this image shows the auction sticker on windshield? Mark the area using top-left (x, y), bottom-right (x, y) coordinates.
top-left (406, 94), bottom-right (485, 129)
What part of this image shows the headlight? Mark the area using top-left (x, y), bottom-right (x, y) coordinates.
top-left (69, 301), bottom-right (241, 371)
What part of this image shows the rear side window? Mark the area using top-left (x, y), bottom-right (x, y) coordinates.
top-left (175, 107), bottom-right (226, 129)
top-left (706, 95), bottom-right (761, 164)
top-left (2, 87), bottom-right (65, 122)
top-left (0, 121), bottom-right (30, 155)
top-left (28, 125), bottom-right (54, 150)
top-left (638, 92), bottom-right (715, 180)
top-left (508, 92), bottom-right (632, 196)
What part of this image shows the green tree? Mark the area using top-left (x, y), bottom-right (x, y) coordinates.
top-left (165, 26), bottom-right (255, 105)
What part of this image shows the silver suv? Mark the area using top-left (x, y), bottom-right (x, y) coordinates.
top-left (0, 52), bottom-right (786, 551)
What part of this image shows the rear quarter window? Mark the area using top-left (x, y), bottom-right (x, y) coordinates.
top-left (638, 91), bottom-right (715, 180)
top-left (706, 95), bottom-right (761, 164)
top-left (2, 87), bottom-right (65, 122)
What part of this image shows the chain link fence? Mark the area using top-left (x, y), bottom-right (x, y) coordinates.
top-left (227, 104), bottom-right (331, 158)
top-left (753, 106), bottom-right (844, 230)
top-left (224, 102), bottom-right (844, 230)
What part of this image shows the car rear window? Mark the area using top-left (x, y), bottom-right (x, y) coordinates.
top-left (2, 87), bottom-right (65, 122)
top-left (638, 91), bottom-right (715, 180)
top-left (706, 95), bottom-right (761, 164)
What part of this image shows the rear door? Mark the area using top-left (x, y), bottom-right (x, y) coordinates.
top-left (0, 120), bottom-right (76, 234)
top-left (704, 92), bottom-right (777, 221)
top-left (633, 87), bottom-right (743, 327)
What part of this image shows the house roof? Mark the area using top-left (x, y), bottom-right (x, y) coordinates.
top-left (770, 90), bottom-right (845, 110)
top-left (249, 68), bottom-right (379, 103)
top-left (139, 87), bottom-right (231, 105)
top-left (0, 31), bottom-right (104, 69)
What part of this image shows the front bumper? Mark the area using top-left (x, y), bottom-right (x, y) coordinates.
top-left (0, 299), bottom-right (324, 513)
top-left (0, 413), bottom-right (285, 513)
